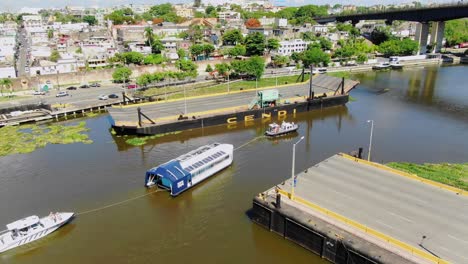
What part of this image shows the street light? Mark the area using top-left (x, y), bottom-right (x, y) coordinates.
top-left (367, 120), bottom-right (374, 161)
top-left (291, 136), bottom-right (305, 198)
top-left (184, 85), bottom-right (187, 115)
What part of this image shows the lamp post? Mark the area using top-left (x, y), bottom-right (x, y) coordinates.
top-left (184, 85), bottom-right (187, 115)
top-left (367, 120), bottom-right (374, 161)
top-left (227, 71), bottom-right (230, 93)
top-left (291, 136), bottom-right (305, 198)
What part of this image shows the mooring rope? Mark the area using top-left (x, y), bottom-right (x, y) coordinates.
top-left (75, 136), bottom-right (264, 216)
top-left (76, 189), bottom-right (164, 216)
top-left (234, 135), bottom-right (264, 151)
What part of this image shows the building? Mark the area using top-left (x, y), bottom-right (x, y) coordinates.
top-left (174, 5), bottom-right (194, 18)
top-left (218, 12), bottom-right (241, 21)
top-left (22, 15), bottom-right (43, 31)
top-left (276, 39), bottom-right (309, 56)
top-left (259, 17), bottom-right (275, 26)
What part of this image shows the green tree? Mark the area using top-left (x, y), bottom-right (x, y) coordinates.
top-left (189, 44), bottom-right (204, 60)
top-left (175, 59), bottom-right (198, 77)
top-left (0, 78), bottom-right (13, 96)
top-left (83, 15), bottom-right (97, 25)
top-left (291, 52), bottom-right (302, 64)
top-left (226, 45), bottom-right (246, 57)
top-left (272, 55), bottom-right (290, 67)
top-left (266, 38), bottom-right (280, 53)
top-left (143, 54), bottom-right (165, 65)
top-left (444, 19), bottom-right (468, 47)
top-left (246, 56), bottom-right (265, 79)
top-left (205, 64), bottom-right (213, 72)
top-left (356, 53), bottom-right (368, 64)
top-left (222, 29), bottom-right (243, 45)
top-left (245, 32), bottom-right (265, 56)
top-left (371, 26), bottom-right (393, 45)
top-left (50, 50), bottom-right (60, 62)
top-left (177, 48), bottom-right (187, 59)
top-left (301, 47), bottom-right (330, 67)
top-left (122, 51), bottom-right (145, 65)
top-left (202, 44), bottom-right (215, 58)
top-left (105, 9), bottom-right (135, 25)
top-left (144, 27), bottom-right (164, 54)
top-left (47, 29), bottom-right (54, 39)
top-left (378, 38), bottom-right (418, 56)
top-left (112, 67), bottom-right (132, 83)
top-left (215, 63), bottom-right (230, 76)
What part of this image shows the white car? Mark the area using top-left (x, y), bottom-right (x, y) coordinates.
top-left (33, 90), bottom-right (45, 95)
top-left (56, 91), bottom-right (69, 97)
top-left (98, 94), bottom-right (108, 100)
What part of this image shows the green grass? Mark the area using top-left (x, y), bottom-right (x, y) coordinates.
top-left (327, 72), bottom-right (351, 78)
top-left (138, 75), bottom-right (308, 100)
top-left (0, 122), bottom-right (93, 156)
top-left (0, 95), bottom-right (30, 102)
top-left (387, 162), bottom-right (468, 191)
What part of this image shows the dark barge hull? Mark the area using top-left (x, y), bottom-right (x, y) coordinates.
top-left (112, 95), bottom-right (348, 135)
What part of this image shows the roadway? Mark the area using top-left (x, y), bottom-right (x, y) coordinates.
top-left (286, 154), bottom-right (468, 264)
top-left (108, 75), bottom-right (357, 126)
top-left (0, 85), bottom-right (124, 109)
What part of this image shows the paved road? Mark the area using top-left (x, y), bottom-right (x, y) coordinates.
top-left (15, 27), bottom-right (29, 78)
top-left (0, 85), bottom-right (124, 109)
top-left (109, 75), bottom-right (356, 125)
top-left (288, 155), bottom-right (468, 264)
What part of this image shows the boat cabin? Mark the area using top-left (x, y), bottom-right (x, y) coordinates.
top-left (6, 216), bottom-right (41, 237)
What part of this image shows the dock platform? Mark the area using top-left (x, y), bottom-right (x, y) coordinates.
top-left (251, 154), bottom-right (467, 264)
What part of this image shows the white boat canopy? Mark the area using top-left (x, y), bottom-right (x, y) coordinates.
top-left (6, 216), bottom-right (39, 230)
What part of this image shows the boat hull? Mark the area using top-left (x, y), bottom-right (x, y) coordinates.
top-left (265, 128), bottom-right (299, 137)
top-left (0, 213), bottom-right (74, 254)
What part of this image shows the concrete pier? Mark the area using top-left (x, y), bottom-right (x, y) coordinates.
top-left (251, 154), bottom-right (467, 264)
top-left (415, 22), bottom-right (430, 54)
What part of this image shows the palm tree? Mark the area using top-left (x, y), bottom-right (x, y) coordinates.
top-left (144, 27), bottom-right (154, 51)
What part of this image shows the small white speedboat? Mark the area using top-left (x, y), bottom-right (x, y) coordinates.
top-left (372, 62), bottom-right (391, 70)
top-left (0, 212), bottom-right (74, 253)
top-left (265, 121), bottom-right (299, 137)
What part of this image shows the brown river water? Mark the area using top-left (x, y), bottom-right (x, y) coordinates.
top-left (0, 65), bottom-right (467, 264)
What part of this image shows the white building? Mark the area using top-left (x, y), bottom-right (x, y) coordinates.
top-left (275, 18), bottom-right (287, 27)
top-left (23, 15), bottom-right (43, 31)
top-left (0, 66), bottom-right (16, 78)
top-left (0, 36), bottom-right (16, 62)
top-left (218, 12), bottom-right (241, 21)
top-left (259, 17), bottom-right (275, 26)
top-left (313, 24), bottom-right (328, 34)
top-left (29, 58), bottom-right (84, 76)
top-left (277, 39), bottom-right (309, 56)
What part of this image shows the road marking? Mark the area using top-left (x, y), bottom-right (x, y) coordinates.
top-left (448, 234), bottom-right (468, 244)
top-left (375, 220), bottom-right (394, 229)
top-left (439, 247), bottom-right (468, 261)
top-left (388, 211), bottom-right (413, 223)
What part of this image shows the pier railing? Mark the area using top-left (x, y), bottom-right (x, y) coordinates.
top-left (275, 188), bottom-right (450, 264)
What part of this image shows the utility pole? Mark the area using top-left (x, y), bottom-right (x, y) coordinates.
top-left (309, 64), bottom-right (314, 99)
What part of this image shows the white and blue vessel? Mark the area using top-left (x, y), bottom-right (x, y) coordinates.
top-left (145, 143), bottom-right (234, 196)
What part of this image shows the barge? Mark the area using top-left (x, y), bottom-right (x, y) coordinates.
top-left (108, 75), bottom-right (360, 136)
top-left (145, 143), bottom-right (233, 196)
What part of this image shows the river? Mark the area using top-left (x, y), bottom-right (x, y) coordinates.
top-left (0, 65), bottom-right (467, 264)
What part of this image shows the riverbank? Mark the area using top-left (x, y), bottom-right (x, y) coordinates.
top-left (387, 162), bottom-right (468, 191)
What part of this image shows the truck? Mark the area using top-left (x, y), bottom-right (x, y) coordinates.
top-left (248, 89), bottom-right (280, 109)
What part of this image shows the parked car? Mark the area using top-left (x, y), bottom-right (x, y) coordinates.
top-left (33, 90), bottom-right (45, 95)
top-left (56, 91), bottom-right (69, 97)
top-left (79, 84), bottom-right (90, 88)
top-left (66, 86), bottom-right (77, 90)
top-left (98, 94), bottom-right (108, 100)
top-left (127, 84), bottom-right (138, 89)
top-left (90, 82), bottom-right (101, 87)
top-left (108, 93), bottom-right (119, 99)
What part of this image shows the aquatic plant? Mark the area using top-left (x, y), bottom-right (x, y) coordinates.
top-left (125, 131), bottom-right (182, 146)
top-left (0, 122), bottom-right (93, 156)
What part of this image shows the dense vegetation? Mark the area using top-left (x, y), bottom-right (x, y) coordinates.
top-left (444, 19), bottom-right (468, 47)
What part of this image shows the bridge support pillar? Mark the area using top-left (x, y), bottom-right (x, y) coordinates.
top-left (430, 21), bottom-right (445, 53)
top-left (415, 22), bottom-right (429, 54)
